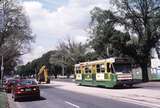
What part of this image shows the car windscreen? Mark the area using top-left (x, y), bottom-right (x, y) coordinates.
top-left (113, 63), bottom-right (131, 73)
top-left (8, 80), bottom-right (17, 84)
top-left (17, 80), bottom-right (37, 86)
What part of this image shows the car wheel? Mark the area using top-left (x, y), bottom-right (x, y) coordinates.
top-left (128, 84), bottom-right (133, 88)
top-left (36, 94), bottom-right (40, 99)
top-left (14, 95), bottom-right (18, 101)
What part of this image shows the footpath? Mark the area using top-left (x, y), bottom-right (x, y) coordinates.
top-left (0, 89), bottom-right (8, 108)
top-left (50, 81), bottom-right (160, 108)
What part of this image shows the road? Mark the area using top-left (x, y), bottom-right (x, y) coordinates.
top-left (7, 84), bottom-right (147, 108)
top-left (54, 78), bottom-right (160, 90)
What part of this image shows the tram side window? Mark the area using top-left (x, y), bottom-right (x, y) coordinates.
top-left (76, 67), bottom-right (81, 74)
top-left (96, 64), bottom-right (100, 73)
top-left (85, 67), bottom-right (91, 74)
top-left (107, 63), bottom-right (111, 72)
top-left (85, 67), bottom-right (88, 73)
top-left (88, 66), bottom-right (92, 73)
top-left (111, 64), bottom-right (114, 73)
top-left (100, 64), bottom-right (105, 73)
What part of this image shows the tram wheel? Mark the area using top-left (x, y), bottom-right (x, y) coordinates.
top-left (128, 84), bottom-right (133, 88)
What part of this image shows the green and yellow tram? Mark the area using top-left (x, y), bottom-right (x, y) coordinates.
top-left (75, 57), bottom-right (142, 88)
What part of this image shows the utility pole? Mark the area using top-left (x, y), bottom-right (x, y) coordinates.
top-left (0, 0), bottom-right (5, 87)
top-left (61, 56), bottom-right (65, 76)
top-left (1, 56), bottom-right (4, 86)
top-left (61, 64), bottom-right (64, 76)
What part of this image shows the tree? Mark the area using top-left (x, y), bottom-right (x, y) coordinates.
top-left (84, 51), bottom-right (99, 61)
top-left (16, 50), bottom-right (62, 78)
top-left (89, 7), bottom-right (130, 58)
top-left (0, 0), bottom-right (35, 75)
top-left (90, 0), bottom-right (160, 81)
top-left (49, 38), bottom-right (87, 78)
top-left (57, 38), bottom-right (87, 63)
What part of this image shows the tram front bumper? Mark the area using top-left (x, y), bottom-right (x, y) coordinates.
top-left (117, 79), bottom-right (142, 86)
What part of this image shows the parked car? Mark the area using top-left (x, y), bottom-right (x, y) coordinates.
top-left (5, 78), bottom-right (19, 93)
top-left (12, 79), bottom-right (40, 101)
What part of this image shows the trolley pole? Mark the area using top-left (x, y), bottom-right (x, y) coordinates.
top-left (1, 56), bottom-right (4, 87)
top-left (107, 47), bottom-right (109, 57)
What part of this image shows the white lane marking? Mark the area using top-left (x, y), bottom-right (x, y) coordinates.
top-left (65, 101), bottom-right (80, 108)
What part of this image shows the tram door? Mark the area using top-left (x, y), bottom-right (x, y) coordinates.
top-left (104, 62), bottom-right (112, 81)
top-left (75, 66), bottom-right (82, 80)
top-left (84, 65), bottom-right (92, 81)
top-left (96, 64), bottom-right (105, 81)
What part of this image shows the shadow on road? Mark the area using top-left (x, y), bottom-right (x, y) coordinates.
top-left (18, 96), bottom-right (46, 102)
top-left (112, 86), bottom-right (142, 90)
top-left (78, 84), bottom-right (142, 90)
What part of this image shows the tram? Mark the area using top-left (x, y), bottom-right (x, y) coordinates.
top-left (74, 57), bottom-right (142, 88)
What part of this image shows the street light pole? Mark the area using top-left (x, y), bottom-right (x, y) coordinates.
top-left (0, 0), bottom-right (5, 87)
top-left (61, 56), bottom-right (64, 76)
top-left (61, 64), bottom-right (64, 76)
top-left (1, 56), bottom-right (4, 86)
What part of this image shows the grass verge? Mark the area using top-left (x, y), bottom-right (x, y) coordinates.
top-left (0, 91), bottom-right (7, 108)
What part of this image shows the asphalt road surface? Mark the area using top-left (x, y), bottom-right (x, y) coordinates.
top-left (7, 84), bottom-right (147, 108)
top-left (53, 78), bottom-right (160, 90)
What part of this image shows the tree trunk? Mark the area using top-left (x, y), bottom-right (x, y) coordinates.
top-left (54, 74), bottom-right (57, 79)
top-left (140, 63), bottom-right (149, 82)
top-left (67, 74), bottom-right (70, 79)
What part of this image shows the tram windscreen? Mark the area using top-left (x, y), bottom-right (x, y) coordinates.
top-left (113, 63), bottom-right (131, 73)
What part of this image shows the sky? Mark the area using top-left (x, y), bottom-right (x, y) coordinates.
top-left (21, 0), bottom-right (111, 64)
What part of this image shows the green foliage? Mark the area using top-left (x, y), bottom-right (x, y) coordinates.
top-left (49, 39), bottom-right (88, 77)
top-left (16, 51), bottom-right (55, 76)
top-left (89, 0), bottom-right (160, 81)
top-left (0, 0), bottom-right (35, 75)
top-left (84, 52), bottom-right (99, 61)
top-left (56, 38), bottom-right (87, 64)
top-left (89, 7), bottom-right (130, 58)
top-left (17, 39), bottom-right (92, 78)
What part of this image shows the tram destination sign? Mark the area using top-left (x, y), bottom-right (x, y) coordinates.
top-left (115, 58), bottom-right (131, 63)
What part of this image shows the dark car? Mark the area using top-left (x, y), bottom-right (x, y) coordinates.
top-left (5, 79), bottom-right (19, 93)
top-left (12, 79), bottom-right (40, 101)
